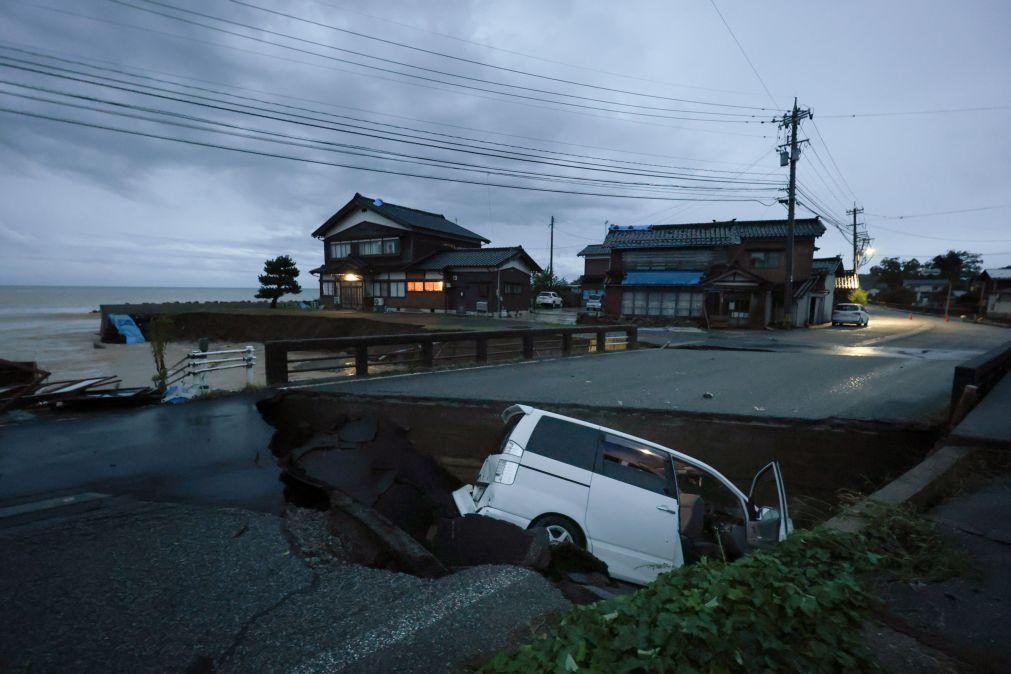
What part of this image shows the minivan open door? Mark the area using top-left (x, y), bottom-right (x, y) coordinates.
top-left (745, 461), bottom-right (791, 547)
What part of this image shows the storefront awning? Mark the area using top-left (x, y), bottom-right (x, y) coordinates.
top-left (623, 271), bottom-right (704, 286)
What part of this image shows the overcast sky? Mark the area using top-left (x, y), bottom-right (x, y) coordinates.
top-left (1, 0), bottom-right (1008, 287)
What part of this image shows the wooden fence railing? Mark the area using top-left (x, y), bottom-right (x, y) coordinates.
top-left (265, 325), bottom-right (637, 385)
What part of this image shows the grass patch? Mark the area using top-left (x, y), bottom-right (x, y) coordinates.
top-left (478, 503), bottom-right (969, 673)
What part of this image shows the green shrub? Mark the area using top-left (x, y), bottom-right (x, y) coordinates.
top-left (479, 506), bottom-right (968, 674)
top-left (480, 529), bottom-right (880, 673)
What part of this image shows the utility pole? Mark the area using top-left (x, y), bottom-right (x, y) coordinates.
top-left (549, 215), bottom-right (555, 279)
top-left (779, 98), bottom-right (811, 327)
top-left (847, 203), bottom-right (864, 274)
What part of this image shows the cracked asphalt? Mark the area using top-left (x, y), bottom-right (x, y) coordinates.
top-left (0, 498), bottom-right (568, 673)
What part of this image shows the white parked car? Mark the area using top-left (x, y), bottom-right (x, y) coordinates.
top-left (453, 405), bottom-right (792, 585)
top-left (832, 303), bottom-right (870, 327)
top-left (535, 291), bottom-right (563, 308)
top-left (584, 297), bottom-right (602, 311)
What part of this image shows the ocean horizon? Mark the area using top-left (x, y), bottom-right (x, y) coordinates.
top-left (0, 285), bottom-right (262, 317)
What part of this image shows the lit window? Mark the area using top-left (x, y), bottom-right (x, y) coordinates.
top-left (407, 281), bottom-right (444, 292)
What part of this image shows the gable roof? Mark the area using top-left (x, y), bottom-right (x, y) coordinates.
top-left (312, 193), bottom-right (490, 243)
top-left (811, 256), bottom-right (844, 274)
top-left (412, 246), bottom-right (542, 272)
top-left (604, 218), bottom-right (824, 250)
top-left (981, 268), bottom-right (1011, 280)
top-left (577, 244), bottom-right (610, 257)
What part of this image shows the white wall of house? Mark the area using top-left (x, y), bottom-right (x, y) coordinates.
top-left (320, 210), bottom-right (407, 238)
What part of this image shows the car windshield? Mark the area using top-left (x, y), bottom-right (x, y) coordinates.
top-left (836, 304), bottom-right (859, 312)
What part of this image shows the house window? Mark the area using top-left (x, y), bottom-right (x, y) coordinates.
top-left (504, 283), bottom-right (523, 295)
top-left (407, 280), bottom-right (444, 292)
top-left (330, 242), bottom-right (350, 258)
top-left (321, 279), bottom-right (336, 296)
top-left (382, 237), bottom-right (400, 254)
top-left (750, 250), bottom-right (783, 269)
top-left (371, 281), bottom-right (407, 298)
top-left (358, 239), bottom-right (382, 256)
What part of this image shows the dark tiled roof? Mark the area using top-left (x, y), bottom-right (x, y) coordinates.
top-left (811, 256), bottom-right (844, 274)
top-left (603, 218), bottom-right (825, 250)
top-left (577, 244), bottom-right (610, 257)
top-left (412, 247), bottom-right (542, 272)
top-left (313, 193), bottom-right (490, 243)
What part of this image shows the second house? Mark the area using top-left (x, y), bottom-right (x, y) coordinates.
top-left (310, 193), bottom-right (541, 314)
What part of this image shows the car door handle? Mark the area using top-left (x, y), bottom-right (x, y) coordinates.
top-left (656, 505), bottom-right (678, 514)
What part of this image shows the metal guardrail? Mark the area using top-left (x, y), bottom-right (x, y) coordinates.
top-left (264, 325), bottom-right (638, 385)
top-left (165, 346), bottom-right (256, 391)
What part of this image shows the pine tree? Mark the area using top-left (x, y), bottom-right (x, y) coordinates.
top-left (256, 255), bottom-right (302, 308)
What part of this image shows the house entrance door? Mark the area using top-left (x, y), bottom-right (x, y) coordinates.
top-left (340, 281), bottom-right (363, 309)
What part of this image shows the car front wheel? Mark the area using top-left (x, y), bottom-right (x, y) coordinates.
top-left (532, 514), bottom-right (586, 548)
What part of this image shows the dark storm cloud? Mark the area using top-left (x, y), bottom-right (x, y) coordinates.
top-left (1, 0), bottom-right (1009, 287)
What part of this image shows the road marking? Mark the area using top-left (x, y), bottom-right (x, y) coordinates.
top-left (290, 567), bottom-right (531, 673)
top-left (0, 492), bottom-right (110, 520)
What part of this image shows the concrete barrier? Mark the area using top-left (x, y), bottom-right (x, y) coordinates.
top-left (950, 340), bottom-right (1011, 418)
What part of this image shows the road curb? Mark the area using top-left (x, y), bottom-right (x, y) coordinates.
top-left (824, 445), bottom-right (981, 534)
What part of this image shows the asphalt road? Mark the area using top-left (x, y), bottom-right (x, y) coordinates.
top-left (0, 392), bottom-right (281, 512)
top-left (0, 497), bottom-right (568, 672)
top-left (315, 307), bottom-right (1008, 422)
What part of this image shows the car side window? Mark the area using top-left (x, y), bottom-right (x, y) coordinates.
top-left (597, 434), bottom-right (673, 496)
top-left (525, 417), bottom-right (600, 471)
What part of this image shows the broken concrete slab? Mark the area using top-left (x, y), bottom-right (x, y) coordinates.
top-left (432, 515), bottom-right (550, 570)
top-left (340, 414), bottom-right (379, 443)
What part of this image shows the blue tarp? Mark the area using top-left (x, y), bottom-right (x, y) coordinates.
top-left (623, 271), bottom-right (704, 286)
top-left (108, 313), bottom-right (146, 344)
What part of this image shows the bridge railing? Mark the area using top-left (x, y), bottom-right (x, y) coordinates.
top-left (264, 325), bottom-right (638, 385)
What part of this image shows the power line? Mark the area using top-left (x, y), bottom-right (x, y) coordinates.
top-left (870, 223), bottom-right (1011, 242)
top-left (231, 0), bottom-right (772, 111)
top-left (807, 119), bottom-right (857, 201)
top-left (707, 0), bottom-right (779, 109)
top-left (0, 105), bottom-right (779, 203)
top-left (111, 0), bottom-right (770, 123)
top-left (0, 82), bottom-right (780, 197)
top-left (867, 204), bottom-right (1011, 219)
top-left (0, 47), bottom-right (781, 181)
top-left (13, 1), bottom-right (770, 139)
top-left (0, 57), bottom-right (783, 188)
top-left (303, 0), bottom-right (758, 96)
top-left (821, 105), bottom-right (1011, 118)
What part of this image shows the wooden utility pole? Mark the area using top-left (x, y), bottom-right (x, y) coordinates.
top-left (549, 215), bottom-right (555, 278)
top-left (780, 99), bottom-right (811, 326)
top-left (847, 204), bottom-right (864, 273)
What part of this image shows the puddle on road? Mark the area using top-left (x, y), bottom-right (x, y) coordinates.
top-left (828, 346), bottom-right (983, 361)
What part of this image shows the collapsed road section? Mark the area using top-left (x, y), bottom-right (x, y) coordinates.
top-left (258, 394), bottom-right (627, 604)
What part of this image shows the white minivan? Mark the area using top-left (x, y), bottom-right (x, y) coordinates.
top-left (453, 405), bottom-right (792, 585)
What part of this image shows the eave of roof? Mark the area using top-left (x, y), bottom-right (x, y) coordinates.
top-left (312, 193), bottom-right (490, 243)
